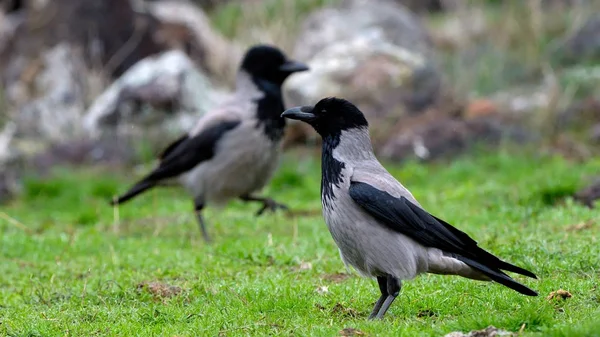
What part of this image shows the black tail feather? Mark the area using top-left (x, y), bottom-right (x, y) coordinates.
top-left (476, 249), bottom-right (538, 279)
top-left (496, 260), bottom-right (537, 279)
top-left (457, 256), bottom-right (538, 296)
top-left (110, 180), bottom-right (155, 206)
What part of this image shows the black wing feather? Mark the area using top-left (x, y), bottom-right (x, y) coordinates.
top-left (146, 120), bottom-right (240, 181)
top-left (158, 134), bottom-right (188, 160)
top-left (111, 120), bottom-right (240, 205)
top-left (348, 181), bottom-right (537, 295)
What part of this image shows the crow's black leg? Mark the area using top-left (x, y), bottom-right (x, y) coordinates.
top-left (193, 198), bottom-right (211, 243)
top-left (374, 276), bottom-right (401, 319)
top-left (239, 194), bottom-right (288, 216)
top-left (368, 276), bottom-right (388, 320)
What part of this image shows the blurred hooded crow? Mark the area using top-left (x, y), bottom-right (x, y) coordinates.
top-left (282, 97), bottom-right (538, 319)
top-left (111, 44), bottom-right (309, 242)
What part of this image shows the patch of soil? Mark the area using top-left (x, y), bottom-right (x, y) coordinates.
top-left (315, 302), bottom-right (359, 318)
top-left (136, 281), bottom-right (182, 299)
top-left (566, 220), bottom-right (595, 232)
top-left (339, 328), bottom-right (365, 336)
top-left (332, 302), bottom-right (359, 318)
top-left (547, 289), bottom-right (572, 301)
top-left (321, 273), bottom-right (351, 283)
top-left (293, 261), bottom-right (312, 272)
top-left (417, 309), bottom-right (436, 318)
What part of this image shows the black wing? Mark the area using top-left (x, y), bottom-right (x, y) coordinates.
top-left (158, 134), bottom-right (188, 160)
top-left (349, 181), bottom-right (537, 295)
top-left (110, 120), bottom-right (240, 205)
top-left (146, 120), bottom-right (241, 181)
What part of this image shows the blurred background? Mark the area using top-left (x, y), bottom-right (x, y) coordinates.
top-left (0, 0), bottom-right (599, 206)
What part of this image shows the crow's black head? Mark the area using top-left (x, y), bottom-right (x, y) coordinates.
top-left (240, 45), bottom-right (309, 86)
top-left (281, 97), bottom-right (369, 137)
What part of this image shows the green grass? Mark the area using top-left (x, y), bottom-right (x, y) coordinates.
top-left (1, 150), bottom-right (600, 336)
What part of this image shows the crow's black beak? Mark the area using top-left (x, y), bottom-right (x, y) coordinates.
top-left (281, 106), bottom-right (316, 122)
top-left (279, 61), bottom-right (309, 73)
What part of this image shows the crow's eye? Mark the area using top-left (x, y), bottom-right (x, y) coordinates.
top-left (321, 109), bottom-right (327, 114)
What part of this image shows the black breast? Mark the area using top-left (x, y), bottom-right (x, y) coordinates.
top-left (321, 134), bottom-right (345, 209)
top-left (253, 79), bottom-right (286, 142)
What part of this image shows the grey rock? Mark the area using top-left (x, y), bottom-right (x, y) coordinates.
top-left (380, 116), bottom-right (532, 162)
top-left (0, 123), bottom-right (21, 204)
top-left (30, 134), bottom-right (137, 174)
top-left (590, 123), bottom-right (600, 143)
top-left (556, 13), bottom-right (600, 64)
top-left (557, 96), bottom-right (600, 130)
top-left (292, 0), bottom-right (433, 62)
top-left (148, 0), bottom-right (242, 82)
top-left (429, 8), bottom-right (488, 50)
top-left (83, 49), bottom-right (228, 140)
top-left (391, 0), bottom-right (445, 13)
top-left (285, 0), bottom-right (441, 140)
top-left (0, 10), bottom-right (25, 54)
top-left (10, 43), bottom-right (88, 142)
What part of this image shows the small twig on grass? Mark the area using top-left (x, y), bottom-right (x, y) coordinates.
top-left (292, 218), bottom-right (298, 245)
top-left (224, 287), bottom-right (249, 306)
top-left (218, 322), bottom-right (269, 336)
top-left (0, 211), bottom-right (34, 234)
top-left (519, 323), bottom-right (527, 334)
top-left (81, 268), bottom-right (90, 306)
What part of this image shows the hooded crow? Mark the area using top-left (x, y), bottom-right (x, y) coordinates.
top-left (110, 45), bottom-right (309, 242)
top-left (282, 97), bottom-right (537, 319)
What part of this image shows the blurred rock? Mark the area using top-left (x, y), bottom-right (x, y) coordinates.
top-left (83, 49), bottom-right (226, 140)
top-left (0, 0), bottom-right (239, 81)
top-left (543, 0), bottom-right (594, 9)
top-left (292, 0), bottom-right (433, 62)
top-left (590, 123), bottom-right (600, 143)
top-left (545, 134), bottom-right (593, 162)
top-left (556, 13), bottom-right (600, 64)
top-left (0, 0), bottom-right (25, 13)
top-left (483, 77), bottom-right (562, 136)
top-left (378, 78), bottom-right (573, 163)
top-left (286, 0), bottom-right (442, 141)
top-left (429, 8), bottom-right (488, 51)
top-left (380, 114), bottom-right (532, 162)
top-left (30, 134), bottom-right (137, 174)
top-left (0, 0), bottom-right (244, 176)
top-left (148, 0), bottom-right (242, 83)
top-left (0, 0), bottom-right (175, 152)
top-left (557, 97), bottom-right (600, 129)
top-left (0, 8), bottom-right (25, 53)
top-left (391, 0), bottom-right (444, 13)
top-left (146, 0), bottom-right (235, 11)
top-left (0, 123), bottom-right (21, 204)
top-left (490, 86), bottom-right (555, 119)
top-left (464, 99), bottom-right (499, 119)
top-left (9, 43), bottom-right (87, 142)
top-left (0, 0), bottom-right (167, 80)
top-left (186, 0), bottom-right (233, 11)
